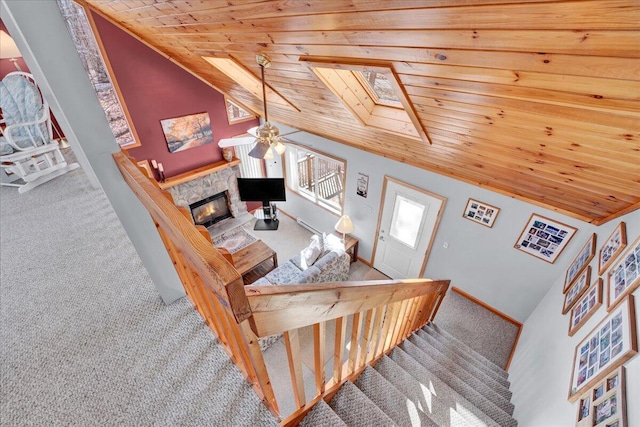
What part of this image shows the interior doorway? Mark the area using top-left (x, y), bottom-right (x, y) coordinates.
top-left (372, 176), bottom-right (446, 279)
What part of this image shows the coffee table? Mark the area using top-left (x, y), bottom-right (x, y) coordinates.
top-left (232, 240), bottom-right (278, 285)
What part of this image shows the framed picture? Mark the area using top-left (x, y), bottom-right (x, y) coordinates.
top-left (564, 233), bottom-right (596, 293)
top-left (599, 222), bottom-right (627, 275)
top-left (569, 278), bottom-right (602, 337)
top-left (357, 172), bottom-right (369, 198)
top-left (160, 112), bottom-right (214, 153)
top-left (575, 366), bottom-right (627, 427)
top-left (463, 198), bottom-right (500, 228)
top-left (568, 295), bottom-right (637, 403)
top-left (607, 236), bottom-right (640, 312)
top-left (514, 214), bottom-right (577, 264)
top-left (563, 266), bottom-right (591, 315)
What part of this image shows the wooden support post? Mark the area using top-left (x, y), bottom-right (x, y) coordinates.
top-left (392, 300), bottom-right (410, 347)
top-left (367, 306), bottom-right (385, 363)
top-left (333, 316), bottom-right (347, 384)
top-left (239, 321), bottom-right (280, 419)
top-left (347, 312), bottom-right (362, 375)
top-left (284, 329), bottom-right (306, 410)
top-left (383, 301), bottom-right (403, 352)
top-left (359, 308), bottom-right (376, 367)
top-left (313, 322), bottom-right (326, 395)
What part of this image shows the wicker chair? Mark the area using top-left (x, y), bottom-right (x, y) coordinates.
top-left (0, 71), bottom-right (78, 193)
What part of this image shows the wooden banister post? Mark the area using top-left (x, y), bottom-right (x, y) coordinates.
top-left (314, 322), bottom-right (326, 395)
top-left (333, 317), bottom-right (347, 383)
top-left (239, 321), bottom-right (280, 419)
top-left (284, 329), bottom-right (306, 410)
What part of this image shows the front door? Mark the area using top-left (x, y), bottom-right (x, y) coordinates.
top-left (372, 176), bottom-right (446, 279)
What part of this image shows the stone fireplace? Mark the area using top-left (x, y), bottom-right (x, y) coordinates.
top-left (189, 191), bottom-right (232, 228)
top-left (163, 162), bottom-right (249, 235)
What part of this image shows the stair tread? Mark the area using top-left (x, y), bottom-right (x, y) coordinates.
top-left (407, 335), bottom-right (513, 415)
top-left (329, 381), bottom-right (396, 426)
top-left (354, 366), bottom-right (439, 427)
top-left (428, 323), bottom-right (508, 378)
top-left (399, 340), bottom-right (517, 425)
top-left (411, 332), bottom-right (513, 402)
top-left (418, 329), bottom-right (511, 390)
top-left (375, 355), bottom-right (496, 427)
top-left (425, 324), bottom-right (509, 382)
top-left (299, 400), bottom-right (347, 427)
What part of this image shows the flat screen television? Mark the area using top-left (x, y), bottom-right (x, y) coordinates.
top-left (237, 178), bottom-right (286, 230)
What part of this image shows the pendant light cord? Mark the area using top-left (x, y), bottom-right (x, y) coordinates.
top-left (261, 64), bottom-right (268, 123)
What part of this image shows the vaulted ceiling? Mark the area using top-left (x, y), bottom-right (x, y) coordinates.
top-left (82, 0), bottom-right (639, 225)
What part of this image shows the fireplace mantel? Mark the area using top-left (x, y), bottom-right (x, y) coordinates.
top-left (158, 159), bottom-right (240, 190)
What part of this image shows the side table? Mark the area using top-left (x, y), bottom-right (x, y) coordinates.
top-left (333, 232), bottom-right (358, 263)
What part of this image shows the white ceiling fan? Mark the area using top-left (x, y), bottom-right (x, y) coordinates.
top-left (217, 53), bottom-right (289, 160)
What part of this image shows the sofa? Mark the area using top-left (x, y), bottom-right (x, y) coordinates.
top-left (251, 233), bottom-right (351, 351)
top-left (251, 233), bottom-right (351, 287)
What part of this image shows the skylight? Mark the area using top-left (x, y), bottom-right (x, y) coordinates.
top-left (302, 58), bottom-right (431, 144)
top-left (356, 71), bottom-right (402, 108)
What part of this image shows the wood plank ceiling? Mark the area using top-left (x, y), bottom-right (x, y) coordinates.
top-left (83, 0), bottom-right (640, 225)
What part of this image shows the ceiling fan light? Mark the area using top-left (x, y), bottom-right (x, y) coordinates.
top-left (273, 140), bottom-right (286, 155)
top-left (248, 141), bottom-right (270, 159)
top-left (263, 147), bottom-right (275, 160)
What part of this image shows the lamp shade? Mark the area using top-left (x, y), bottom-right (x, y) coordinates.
top-left (0, 30), bottom-right (22, 59)
top-left (334, 215), bottom-right (354, 234)
top-left (247, 140), bottom-right (270, 159)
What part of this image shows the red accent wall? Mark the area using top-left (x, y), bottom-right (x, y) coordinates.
top-left (90, 12), bottom-right (258, 177)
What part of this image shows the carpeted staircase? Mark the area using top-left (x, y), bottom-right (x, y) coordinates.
top-left (299, 322), bottom-right (517, 427)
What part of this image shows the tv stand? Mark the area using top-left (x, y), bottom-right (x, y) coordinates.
top-left (253, 201), bottom-right (279, 230)
top-left (254, 218), bottom-right (279, 231)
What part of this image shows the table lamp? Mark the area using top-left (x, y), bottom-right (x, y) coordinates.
top-left (335, 215), bottom-right (354, 243)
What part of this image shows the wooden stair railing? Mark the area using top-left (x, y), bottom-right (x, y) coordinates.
top-left (245, 279), bottom-right (449, 425)
top-left (113, 151), bottom-right (280, 417)
top-left (113, 152), bottom-right (449, 424)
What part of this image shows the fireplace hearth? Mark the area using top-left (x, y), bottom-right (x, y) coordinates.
top-left (189, 191), bottom-right (232, 228)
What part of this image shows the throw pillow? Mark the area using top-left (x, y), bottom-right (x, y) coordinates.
top-left (323, 232), bottom-right (346, 254)
top-left (300, 244), bottom-right (321, 270)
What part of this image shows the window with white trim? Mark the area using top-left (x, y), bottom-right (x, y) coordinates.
top-left (57, 0), bottom-right (138, 148)
top-left (235, 142), bottom-right (265, 178)
top-left (285, 144), bottom-right (346, 214)
top-left (225, 96), bottom-right (256, 125)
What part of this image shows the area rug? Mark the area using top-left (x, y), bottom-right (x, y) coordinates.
top-left (213, 228), bottom-right (258, 254)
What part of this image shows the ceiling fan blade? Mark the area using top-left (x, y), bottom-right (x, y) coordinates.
top-left (246, 126), bottom-right (259, 137)
top-left (217, 137), bottom-right (255, 147)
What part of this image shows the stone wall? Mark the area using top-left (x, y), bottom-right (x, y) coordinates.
top-left (167, 164), bottom-right (247, 219)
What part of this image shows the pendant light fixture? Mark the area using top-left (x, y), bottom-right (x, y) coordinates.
top-left (248, 53), bottom-right (286, 159)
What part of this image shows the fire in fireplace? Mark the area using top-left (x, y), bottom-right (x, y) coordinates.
top-left (189, 191), bottom-right (232, 228)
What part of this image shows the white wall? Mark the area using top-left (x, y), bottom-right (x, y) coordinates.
top-left (274, 123), bottom-right (618, 323)
top-left (509, 211), bottom-right (640, 426)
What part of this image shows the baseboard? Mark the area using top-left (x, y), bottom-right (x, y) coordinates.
top-left (451, 286), bottom-right (523, 372)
